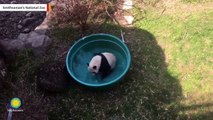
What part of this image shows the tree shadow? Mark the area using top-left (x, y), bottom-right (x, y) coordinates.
top-left (178, 103), bottom-right (213, 120)
top-left (47, 23), bottom-right (183, 120)
top-left (186, 111), bottom-right (213, 120)
top-left (1, 22), bottom-right (183, 120)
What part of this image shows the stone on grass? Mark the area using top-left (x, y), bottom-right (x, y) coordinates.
top-left (28, 31), bottom-right (39, 39)
top-left (17, 24), bottom-right (23, 29)
top-left (43, 36), bottom-right (52, 47)
top-left (22, 17), bottom-right (37, 27)
top-left (10, 1), bottom-right (17, 4)
top-left (31, 35), bottom-right (46, 48)
top-left (18, 33), bottom-right (29, 42)
top-left (9, 39), bottom-right (25, 50)
top-left (1, 39), bottom-right (25, 51)
top-left (123, 0), bottom-right (133, 10)
top-left (34, 29), bottom-right (47, 34)
top-left (26, 31), bottom-right (41, 46)
top-left (25, 12), bottom-right (32, 17)
top-left (33, 0), bottom-right (40, 4)
top-left (22, 28), bottom-right (31, 33)
top-left (124, 15), bottom-right (134, 25)
top-left (26, 31), bottom-right (52, 48)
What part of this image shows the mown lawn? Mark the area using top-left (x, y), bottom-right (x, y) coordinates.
top-left (48, 1), bottom-right (213, 119)
top-left (135, 1), bottom-right (213, 119)
top-left (182, 0), bottom-right (213, 3)
top-left (49, 1), bottom-right (213, 119)
top-left (1, 1), bottom-right (213, 120)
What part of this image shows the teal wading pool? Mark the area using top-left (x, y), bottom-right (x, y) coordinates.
top-left (66, 34), bottom-right (131, 89)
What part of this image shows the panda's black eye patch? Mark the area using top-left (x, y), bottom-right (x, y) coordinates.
top-left (93, 66), bottom-right (97, 69)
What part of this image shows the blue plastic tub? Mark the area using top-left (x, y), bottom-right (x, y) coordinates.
top-left (66, 34), bottom-right (131, 89)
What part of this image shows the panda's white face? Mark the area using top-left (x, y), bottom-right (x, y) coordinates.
top-left (87, 55), bottom-right (101, 74)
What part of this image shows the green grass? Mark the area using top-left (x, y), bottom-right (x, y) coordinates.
top-left (136, 6), bottom-right (213, 119)
top-left (1, 1), bottom-right (213, 120)
top-left (182, 0), bottom-right (213, 3)
top-left (46, 24), bottom-right (182, 119)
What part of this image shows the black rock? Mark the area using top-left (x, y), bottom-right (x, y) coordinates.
top-left (22, 17), bottom-right (37, 27)
top-left (37, 61), bottom-right (70, 92)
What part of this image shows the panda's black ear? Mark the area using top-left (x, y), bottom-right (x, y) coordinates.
top-left (87, 63), bottom-right (89, 66)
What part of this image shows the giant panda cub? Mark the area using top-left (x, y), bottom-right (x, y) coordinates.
top-left (87, 52), bottom-right (116, 79)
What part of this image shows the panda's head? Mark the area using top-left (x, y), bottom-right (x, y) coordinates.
top-left (87, 55), bottom-right (102, 74)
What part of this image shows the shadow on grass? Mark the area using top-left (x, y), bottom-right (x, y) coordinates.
top-left (47, 23), bottom-right (183, 120)
top-left (187, 111), bottom-right (213, 120)
top-left (178, 103), bottom-right (213, 120)
top-left (181, 103), bottom-right (213, 111)
top-left (0, 23), bottom-right (183, 120)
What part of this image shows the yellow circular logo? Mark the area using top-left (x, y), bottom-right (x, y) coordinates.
top-left (10, 98), bottom-right (21, 109)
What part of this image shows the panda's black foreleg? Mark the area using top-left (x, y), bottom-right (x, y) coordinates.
top-left (100, 70), bottom-right (113, 79)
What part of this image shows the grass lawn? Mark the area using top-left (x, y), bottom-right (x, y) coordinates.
top-left (1, 0), bottom-right (213, 120)
top-left (182, 0), bottom-right (213, 3)
top-left (135, 1), bottom-right (213, 119)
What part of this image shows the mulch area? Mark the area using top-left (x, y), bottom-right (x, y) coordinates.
top-left (0, 0), bottom-right (50, 40)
